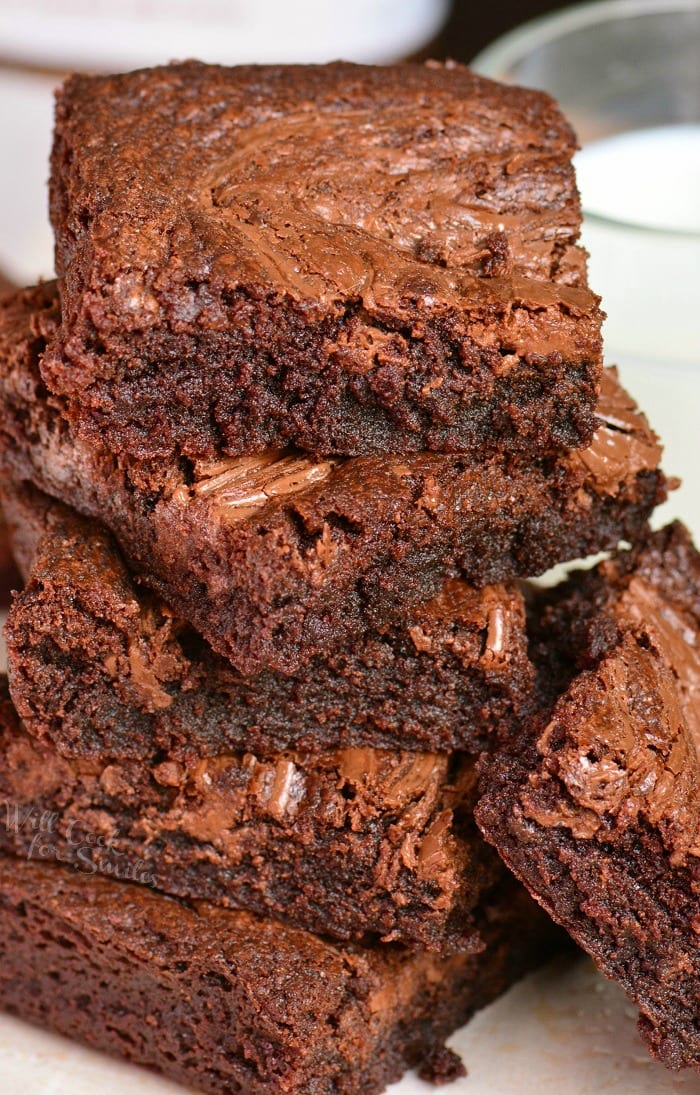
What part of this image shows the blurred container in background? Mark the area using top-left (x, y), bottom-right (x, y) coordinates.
top-left (0, 0), bottom-right (449, 70)
top-left (472, 0), bottom-right (700, 367)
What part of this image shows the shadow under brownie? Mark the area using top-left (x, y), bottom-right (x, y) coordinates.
top-left (0, 853), bottom-right (560, 1094)
top-left (0, 285), bottom-right (667, 675)
top-left (47, 60), bottom-right (601, 462)
top-left (476, 523), bottom-right (700, 1074)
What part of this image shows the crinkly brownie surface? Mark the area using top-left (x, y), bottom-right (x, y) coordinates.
top-left (0, 854), bottom-right (558, 1094)
top-left (0, 285), bottom-right (666, 674)
top-left (4, 482), bottom-right (534, 758)
top-left (46, 60), bottom-right (602, 461)
top-left (477, 523), bottom-right (700, 1073)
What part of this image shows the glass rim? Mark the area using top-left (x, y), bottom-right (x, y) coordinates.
top-left (471, 0), bottom-right (700, 241)
top-left (471, 0), bottom-right (700, 82)
top-left (584, 206), bottom-right (700, 240)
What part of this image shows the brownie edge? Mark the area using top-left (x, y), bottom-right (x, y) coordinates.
top-left (477, 524), bottom-right (700, 1074)
top-left (0, 284), bottom-right (666, 675)
top-left (46, 60), bottom-right (602, 461)
top-left (0, 854), bottom-right (558, 1093)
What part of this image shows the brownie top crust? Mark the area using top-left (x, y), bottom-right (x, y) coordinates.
top-left (526, 523), bottom-right (700, 865)
top-left (43, 60), bottom-right (604, 461)
top-left (573, 372), bottom-right (663, 494)
top-left (51, 59), bottom-right (588, 294)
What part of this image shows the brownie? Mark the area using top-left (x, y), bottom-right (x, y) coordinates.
top-left (46, 60), bottom-right (603, 462)
top-left (0, 284), bottom-right (667, 675)
top-left (0, 854), bottom-right (560, 1095)
top-left (5, 481), bottom-right (534, 759)
top-left (0, 280), bottom-right (20, 599)
top-left (476, 523), bottom-right (700, 1073)
top-left (0, 672), bottom-right (504, 950)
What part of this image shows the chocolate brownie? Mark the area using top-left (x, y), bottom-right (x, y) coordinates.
top-left (4, 482), bottom-right (533, 758)
top-left (476, 523), bottom-right (700, 1073)
top-left (0, 854), bottom-right (559, 1094)
top-left (46, 60), bottom-right (603, 461)
top-left (0, 285), bottom-right (667, 674)
top-left (0, 674), bottom-right (502, 950)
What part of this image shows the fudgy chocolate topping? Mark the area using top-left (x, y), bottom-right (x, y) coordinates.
top-left (523, 634), bottom-right (700, 864)
top-left (126, 642), bottom-right (173, 710)
top-left (205, 137), bottom-right (597, 331)
top-left (409, 580), bottom-right (519, 668)
top-left (573, 370), bottom-right (662, 493)
top-left (57, 60), bottom-right (589, 294)
top-left (204, 105), bottom-right (575, 284)
top-left (336, 749), bottom-right (447, 809)
top-left (192, 451), bottom-right (337, 520)
top-left (617, 577), bottom-right (700, 748)
top-left (170, 369), bottom-right (658, 521)
top-left (198, 86), bottom-right (599, 338)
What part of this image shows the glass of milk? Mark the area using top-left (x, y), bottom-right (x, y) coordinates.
top-left (472, 0), bottom-right (700, 537)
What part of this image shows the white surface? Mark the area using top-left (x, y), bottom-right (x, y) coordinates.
top-left (0, 69), bottom-right (56, 287)
top-left (0, 0), bottom-right (449, 69)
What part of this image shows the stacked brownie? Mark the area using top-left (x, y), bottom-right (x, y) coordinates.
top-left (476, 522), bottom-right (700, 1072)
top-left (0, 59), bottom-right (683, 1092)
